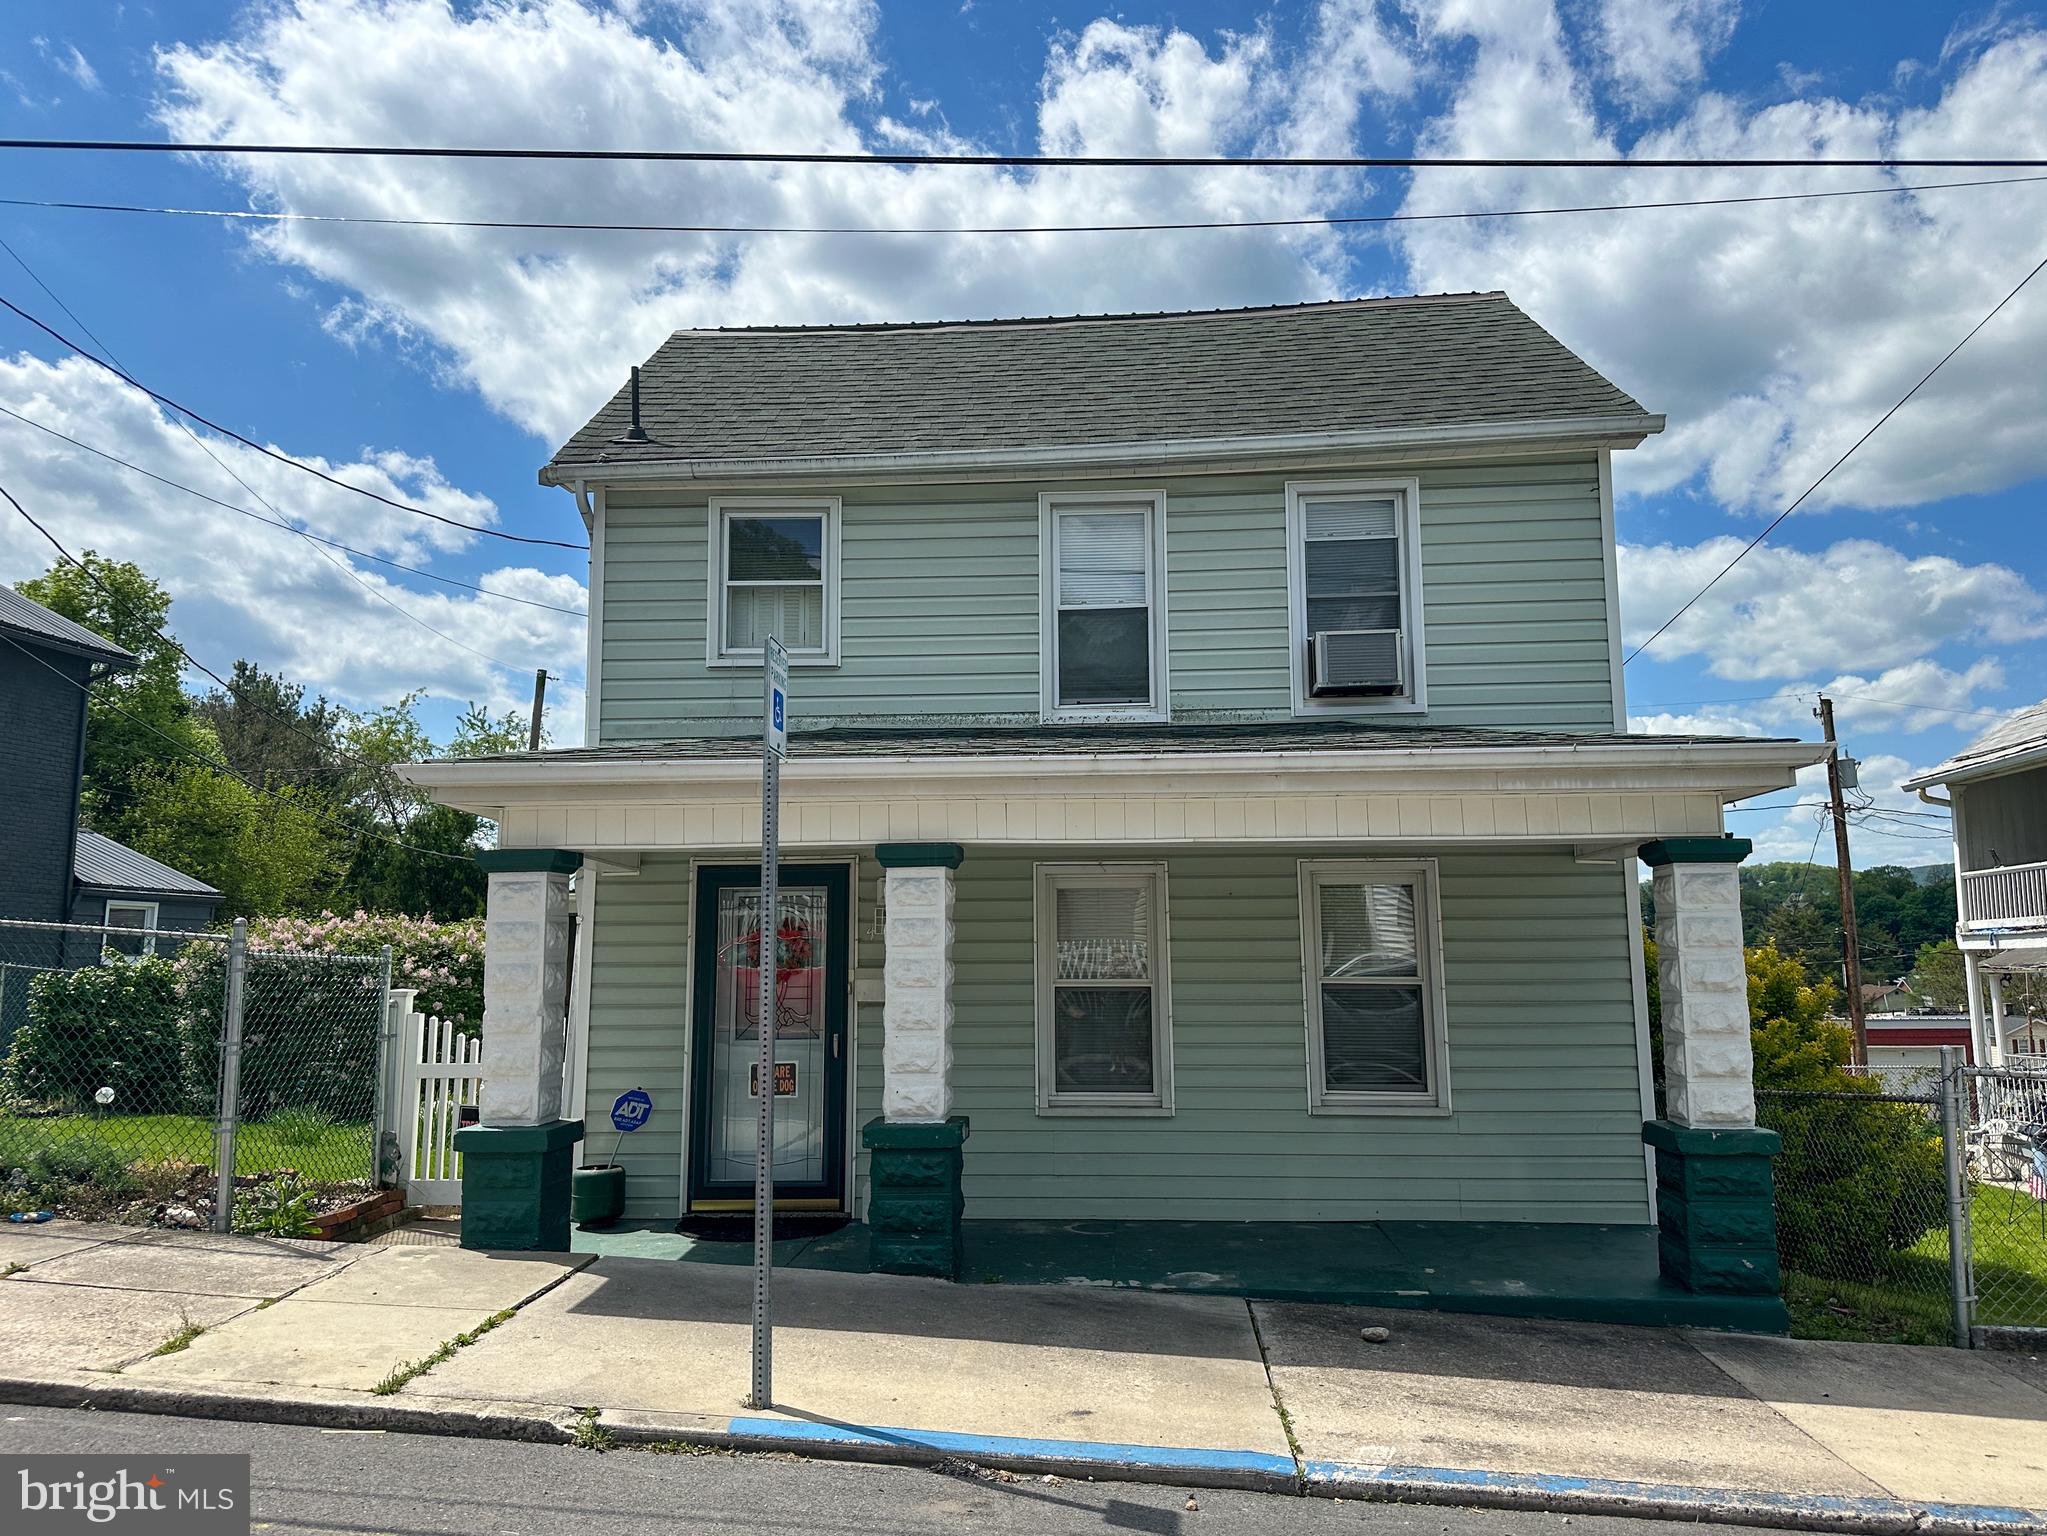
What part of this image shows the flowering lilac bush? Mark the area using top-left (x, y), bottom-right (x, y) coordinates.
top-left (242, 911), bottom-right (485, 1025)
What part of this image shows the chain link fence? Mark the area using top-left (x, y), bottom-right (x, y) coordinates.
top-left (1760, 1053), bottom-right (2047, 1346)
top-left (0, 915), bottom-right (390, 1237)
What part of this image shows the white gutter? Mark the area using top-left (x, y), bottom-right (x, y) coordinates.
top-left (400, 735), bottom-right (1825, 792)
top-left (537, 413), bottom-right (1666, 487)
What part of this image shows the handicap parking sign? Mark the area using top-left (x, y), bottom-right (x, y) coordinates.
top-left (610, 1087), bottom-right (653, 1133)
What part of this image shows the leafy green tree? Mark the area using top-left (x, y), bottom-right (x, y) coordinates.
top-left (195, 661), bottom-right (344, 796)
top-left (1908, 939), bottom-right (1969, 1012)
top-left (15, 554), bottom-right (215, 828)
top-left (123, 761), bottom-right (338, 918)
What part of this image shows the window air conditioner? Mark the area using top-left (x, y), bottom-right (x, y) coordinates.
top-left (1310, 629), bottom-right (1403, 696)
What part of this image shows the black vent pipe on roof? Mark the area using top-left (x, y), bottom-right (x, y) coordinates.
top-left (619, 365), bottom-right (651, 443)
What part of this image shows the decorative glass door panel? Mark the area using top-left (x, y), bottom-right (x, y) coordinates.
top-left (690, 865), bottom-right (849, 1208)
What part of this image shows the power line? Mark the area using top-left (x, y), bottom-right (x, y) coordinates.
top-left (4, 138), bottom-right (2046, 169)
top-left (0, 403), bottom-right (584, 616)
top-left (0, 291), bottom-right (587, 552)
top-left (0, 626), bottom-right (469, 865)
top-left (1632, 687), bottom-right (2016, 722)
top-left (1622, 245), bottom-right (2047, 666)
top-left (5, 172), bottom-right (2045, 237)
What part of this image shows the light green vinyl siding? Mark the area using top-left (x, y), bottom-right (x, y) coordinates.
top-left (584, 846), bottom-right (1650, 1224)
top-left (595, 456), bottom-right (1616, 741)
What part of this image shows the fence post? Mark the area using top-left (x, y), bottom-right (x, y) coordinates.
top-left (212, 918), bottom-right (248, 1235)
top-left (372, 945), bottom-right (396, 1188)
top-left (1939, 1045), bottom-right (1973, 1349)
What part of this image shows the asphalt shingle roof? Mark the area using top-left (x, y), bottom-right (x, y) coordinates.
top-left (546, 293), bottom-right (1653, 473)
top-left (1905, 700), bottom-right (2047, 787)
top-left (0, 586), bottom-right (136, 667)
top-left (73, 830), bottom-right (222, 898)
top-left (454, 719), bottom-right (1787, 766)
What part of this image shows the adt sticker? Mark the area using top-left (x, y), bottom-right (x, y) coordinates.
top-left (610, 1088), bottom-right (653, 1133)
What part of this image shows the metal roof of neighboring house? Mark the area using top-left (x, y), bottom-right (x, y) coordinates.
top-left (445, 719), bottom-right (1795, 766)
top-left (0, 585), bottom-right (137, 668)
top-left (545, 293), bottom-right (1658, 476)
top-left (1902, 700), bottom-right (2047, 790)
top-left (73, 830), bottom-right (222, 899)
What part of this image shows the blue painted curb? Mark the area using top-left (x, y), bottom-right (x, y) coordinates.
top-left (723, 1416), bottom-right (1297, 1489)
top-left (1306, 1460), bottom-right (2047, 1535)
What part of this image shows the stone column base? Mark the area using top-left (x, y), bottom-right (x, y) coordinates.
top-left (454, 1119), bottom-right (584, 1252)
top-left (1644, 1120), bottom-right (1782, 1296)
top-left (862, 1115), bottom-right (968, 1280)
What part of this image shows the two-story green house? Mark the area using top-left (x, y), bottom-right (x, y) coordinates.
top-left (408, 294), bottom-right (1824, 1326)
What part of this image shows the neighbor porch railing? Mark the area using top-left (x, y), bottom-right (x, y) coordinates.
top-left (1961, 859), bottom-right (2047, 930)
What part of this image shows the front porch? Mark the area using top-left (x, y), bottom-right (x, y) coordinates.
top-left (567, 1215), bottom-right (1787, 1331)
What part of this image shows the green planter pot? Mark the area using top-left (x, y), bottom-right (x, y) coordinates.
top-left (572, 1164), bottom-right (626, 1227)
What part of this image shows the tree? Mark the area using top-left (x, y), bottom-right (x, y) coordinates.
top-left (195, 661), bottom-right (344, 796)
top-left (15, 554), bottom-right (216, 828)
top-left (1908, 939), bottom-right (1970, 1013)
top-left (123, 761), bottom-right (338, 918)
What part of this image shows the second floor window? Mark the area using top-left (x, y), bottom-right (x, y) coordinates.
top-left (1040, 491), bottom-right (1168, 720)
top-left (709, 497), bottom-right (840, 665)
top-left (1286, 479), bottom-right (1425, 714)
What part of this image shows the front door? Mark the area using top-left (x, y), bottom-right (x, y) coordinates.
top-left (688, 864), bottom-right (850, 1211)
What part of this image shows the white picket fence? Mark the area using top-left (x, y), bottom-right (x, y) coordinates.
top-left (383, 991), bottom-right (483, 1207)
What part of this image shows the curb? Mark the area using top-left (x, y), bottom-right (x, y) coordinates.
top-left (1, 1373), bottom-right (2041, 1536)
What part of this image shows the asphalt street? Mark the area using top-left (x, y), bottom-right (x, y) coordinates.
top-left (0, 1405), bottom-right (1808, 1535)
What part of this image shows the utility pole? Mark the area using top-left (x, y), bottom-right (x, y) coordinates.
top-left (1817, 696), bottom-right (1867, 1065)
top-left (528, 669), bottom-right (547, 752)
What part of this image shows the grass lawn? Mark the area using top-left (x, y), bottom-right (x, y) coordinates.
top-left (1784, 1182), bottom-right (2047, 1344)
top-left (0, 1111), bottom-right (371, 1184)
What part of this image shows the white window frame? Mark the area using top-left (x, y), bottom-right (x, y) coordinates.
top-left (1298, 859), bottom-right (1450, 1115)
top-left (706, 495), bottom-right (842, 667)
top-left (1284, 478), bottom-right (1426, 716)
top-left (1033, 861), bottom-right (1174, 1116)
top-left (102, 899), bottom-right (160, 960)
top-left (1039, 490), bottom-right (1169, 722)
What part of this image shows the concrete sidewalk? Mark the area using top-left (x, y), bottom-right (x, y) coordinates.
top-left (2, 1221), bottom-right (2043, 1532)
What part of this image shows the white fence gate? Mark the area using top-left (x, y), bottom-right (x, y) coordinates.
top-left (384, 992), bottom-right (483, 1207)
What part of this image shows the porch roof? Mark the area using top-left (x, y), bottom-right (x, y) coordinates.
top-left (445, 719), bottom-right (1796, 766)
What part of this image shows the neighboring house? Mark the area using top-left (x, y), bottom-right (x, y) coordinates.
top-left (1863, 1014), bottom-right (1978, 1084)
top-left (0, 587), bottom-right (222, 1045)
top-left (407, 295), bottom-right (1824, 1324)
top-left (1862, 981), bottom-right (1918, 1016)
top-left (65, 829), bottom-right (223, 963)
top-left (1904, 702), bottom-right (2047, 1066)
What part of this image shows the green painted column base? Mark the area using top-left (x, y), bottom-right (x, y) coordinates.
top-left (862, 1115), bottom-right (968, 1280)
top-left (454, 1119), bottom-right (584, 1252)
top-left (1644, 1119), bottom-right (1783, 1297)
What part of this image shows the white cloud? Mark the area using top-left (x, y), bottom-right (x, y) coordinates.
top-left (1628, 708), bottom-right (1767, 737)
top-left (33, 37), bottom-right (101, 93)
top-left (1618, 536), bottom-right (2047, 679)
top-left (154, 0), bottom-right (1391, 445)
top-left (1756, 657), bottom-right (2006, 735)
top-left (0, 354), bottom-right (586, 732)
top-left (1592, 0), bottom-right (1740, 111)
top-left (1393, 11), bottom-right (2047, 512)
top-left (1737, 750), bottom-right (1954, 870)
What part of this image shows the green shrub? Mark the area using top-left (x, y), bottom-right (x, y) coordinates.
top-left (18, 1140), bottom-right (140, 1205)
top-left (233, 1172), bottom-right (319, 1237)
top-left (268, 1105), bottom-right (334, 1148)
top-left (176, 948), bottom-right (384, 1121)
top-left (1, 958), bottom-right (195, 1114)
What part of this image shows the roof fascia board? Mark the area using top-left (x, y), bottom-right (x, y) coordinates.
top-left (1903, 738), bottom-right (2047, 791)
top-left (1, 627), bottom-right (139, 669)
top-left (541, 413), bottom-right (1665, 488)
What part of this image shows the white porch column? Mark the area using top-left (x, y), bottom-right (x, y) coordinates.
top-left (1643, 838), bottom-right (1755, 1128)
top-left (477, 850), bottom-right (581, 1126)
top-left (878, 846), bottom-right (960, 1122)
top-left (1987, 969), bottom-right (2009, 1068)
top-left (1965, 948), bottom-right (1988, 1067)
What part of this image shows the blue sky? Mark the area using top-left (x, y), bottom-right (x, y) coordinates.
top-left (1, 1), bottom-right (2042, 872)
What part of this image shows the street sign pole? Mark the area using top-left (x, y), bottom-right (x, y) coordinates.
top-left (750, 637), bottom-right (789, 1411)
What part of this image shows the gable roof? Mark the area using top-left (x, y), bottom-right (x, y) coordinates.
top-left (545, 293), bottom-right (1659, 478)
top-left (1902, 700), bottom-right (2047, 790)
top-left (73, 830), bottom-right (222, 899)
top-left (0, 586), bottom-right (137, 668)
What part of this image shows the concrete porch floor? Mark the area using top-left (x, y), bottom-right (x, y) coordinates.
top-left (553, 1217), bottom-right (1788, 1333)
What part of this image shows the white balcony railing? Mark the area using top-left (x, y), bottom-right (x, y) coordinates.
top-left (1962, 859), bottom-right (2047, 930)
